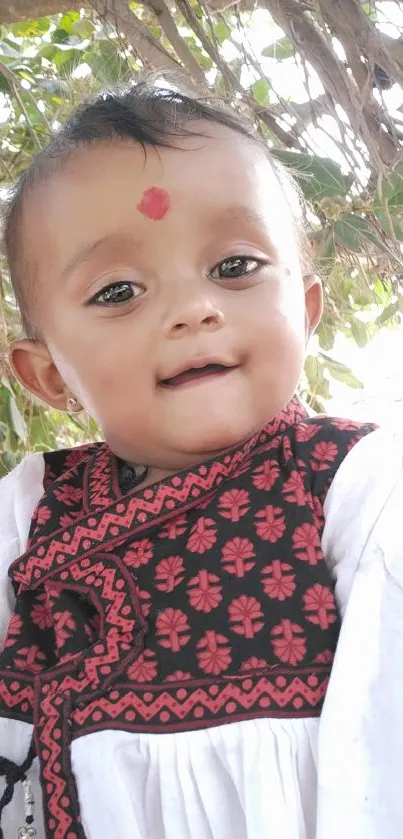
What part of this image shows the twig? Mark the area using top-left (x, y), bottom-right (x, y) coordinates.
top-left (93, 0), bottom-right (182, 72)
top-left (0, 62), bottom-right (42, 151)
top-left (145, 0), bottom-right (206, 83)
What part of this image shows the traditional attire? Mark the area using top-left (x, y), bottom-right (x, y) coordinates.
top-left (0, 399), bottom-right (400, 839)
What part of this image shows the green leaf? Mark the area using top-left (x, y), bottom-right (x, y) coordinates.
top-left (214, 22), bottom-right (230, 43)
top-left (361, 3), bottom-right (377, 21)
top-left (23, 101), bottom-right (46, 126)
top-left (0, 70), bottom-right (11, 92)
top-left (316, 231), bottom-right (336, 273)
top-left (9, 396), bottom-right (27, 441)
top-left (54, 48), bottom-right (82, 75)
top-left (271, 149), bottom-right (352, 201)
top-left (374, 209), bottom-right (403, 242)
top-left (375, 301), bottom-right (400, 327)
top-left (376, 165), bottom-right (403, 211)
top-left (74, 19), bottom-right (95, 40)
top-left (251, 78), bottom-right (270, 107)
top-left (0, 38), bottom-right (20, 57)
top-left (320, 354), bottom-right (363, 389)
top-left (318, 320), bottom-right (335, 351)
top-left (336, 213), bottom-right (401, 258)
top-left (52, 28), bottom-right (71, 45)
top-left (10, 18), bottom-right (51, 37)
top-left (60, 12), bottom-right (81, 34)
top-left (304, 355), bottom-right (331, 400)
top-left (261, 37), bottom-right (293, 60)
top-left (0, 451), bottom-right (20, 478)
top-left (304, 354), bottom-right (320, 386)
top-left (350, 318), bottom-right (370, 348)
top-left (334, 216), bottom-right (361, 252)
top-left (87, 46), bottom-right (125, 85)
top-left (38, 43), bottom-right (57, 62)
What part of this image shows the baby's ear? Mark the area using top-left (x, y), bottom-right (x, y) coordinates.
top-left (9, 339), bottom-right (69, 410)
top-left (303, 274), bottom-right (323, 340)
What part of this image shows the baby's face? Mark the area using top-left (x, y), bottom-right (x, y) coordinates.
top-left (17, 125), bottom-right (321, 469)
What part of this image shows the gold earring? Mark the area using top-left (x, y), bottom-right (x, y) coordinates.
top-left (67, 396), bottom-right (83, 414)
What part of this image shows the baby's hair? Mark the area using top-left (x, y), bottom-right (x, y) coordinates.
top-left (2, 74), bottom-right (312, 339)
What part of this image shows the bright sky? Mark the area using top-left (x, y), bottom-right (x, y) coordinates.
top-left (325, 327), bottom-right (403, 426)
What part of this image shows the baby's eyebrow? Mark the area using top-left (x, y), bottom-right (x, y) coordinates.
top-left (61, 234), bottom-right (135, 281)
top-left (211, 204), bottom-right (277, 252)
top-left (60, 205), bottom-right (271, 280)
top-left (61, 236), bottom-right (112, 280)
top-left (222, 205), bottom-right (264, 223)
top-left (211, 205), bottom-right (268, 231)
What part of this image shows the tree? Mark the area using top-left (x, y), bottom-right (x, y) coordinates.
top-left (1, 0), bottom-right (403, 473)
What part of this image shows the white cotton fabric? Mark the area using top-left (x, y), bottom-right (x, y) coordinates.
top-left (0, 454), bottom-right (45, 641)
top-left (317, 428), bottom-right (403, 839)
top-left (0, 431), bottom-right (402, 839)
top-left (72, 719), bottom-right (318, 839)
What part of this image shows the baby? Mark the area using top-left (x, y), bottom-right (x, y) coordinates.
top-left (0, 79), bottom-right (402, 839)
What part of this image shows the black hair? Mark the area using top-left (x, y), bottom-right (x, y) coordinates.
top-left (2, 75), bottom-right (312, 339)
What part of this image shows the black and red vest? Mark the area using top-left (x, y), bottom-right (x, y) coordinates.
top-left (0, 400), bottom-right (374, 838)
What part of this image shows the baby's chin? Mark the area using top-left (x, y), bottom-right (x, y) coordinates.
top-left (170, 415), bottom-right (266, 462)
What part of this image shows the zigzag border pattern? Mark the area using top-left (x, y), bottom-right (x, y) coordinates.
top-left (11, 399), bottom-right (308, 590)
top-left (72, 668), bottom-right (330, 734)
top-left (0, 670), bottom-right (34, 721)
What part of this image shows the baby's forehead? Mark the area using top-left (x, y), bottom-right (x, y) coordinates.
top-left (22, 131), bottom-right (295, 272)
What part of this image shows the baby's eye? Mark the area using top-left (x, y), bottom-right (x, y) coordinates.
top-left (89, 281), bottom-right (142, 307)
top-left (210, 256), bottom-right (263, 280)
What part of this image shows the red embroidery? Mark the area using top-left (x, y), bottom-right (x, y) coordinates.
top-left (156, 609), bottom-right (191, 652)
top-left (270, 620), bottom-right (307, 665)
top-left (221, 537), bottom-right (255, 577)
top-left (292, 523), bottom-right (322, 565)
top-left (218, 488), bottom-right (250, 521)
top-left (71, 669), bottom-right (330, 734)
top-left (126, 650), bottom-right (157, 682)
top-left (311, 440), bottom-right (339, 471)
top-left (197, 631), bottom-right (232, 675)
top-left (283, 471), bottom-right (306, 506)
top-left (154, 555), bottom-right (185, 592)
top-left (261, 560), bottom-right (296, 601)
top-left (30, 592), bottom-right (53, 629)
top-left (228, 595), bottom-right (264, 638)
top-left (303, 584), bottom-right (338, 629)
top-left (124, 538), bottom-right (154, 568)
top-left (0, 399), bottom-right (377, 839)
top-left (186, 517), bottom-right (217, 553)
top-left (188, 570), bottom-right (222, 613)
top-left (255, 505), bottom-right (286, 542)
top-left (2, 614), bottom-right (23, 649)
top-left (14, 645), bottom-right (47, 673)
top-left (252, 460), bottom-right (280, 491)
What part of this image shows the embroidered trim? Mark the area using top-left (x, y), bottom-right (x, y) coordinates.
top-left (0, 404), bottom-right (377, 839)
top-left (71, 667), bottom-right (331, 735)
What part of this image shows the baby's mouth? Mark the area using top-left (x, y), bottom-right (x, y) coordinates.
top-left (160, 363), bottom-right (235, 388)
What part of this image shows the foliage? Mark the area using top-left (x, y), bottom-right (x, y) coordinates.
top-left (1, 1), bottom-right (403, 472)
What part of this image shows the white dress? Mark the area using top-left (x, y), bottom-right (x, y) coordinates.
top-left (0, 429), bottom-right (402, 839)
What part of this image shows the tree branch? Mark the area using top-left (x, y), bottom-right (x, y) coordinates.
top-left (144, 0), bottom-right (206, 82)
top-left (0, 0), bottom-right (72, 23)
top-left (263, 0), bottom-right (399, 168)
top-left (0, 61), bottom-right (42, 150)
top-left (318, 0), bottom-right (403, 85)
top-left (93, 0), bottom-right (181, 72)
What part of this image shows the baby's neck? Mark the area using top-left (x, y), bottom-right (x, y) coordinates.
top-left (138, 465), bottom-right (180, 489)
